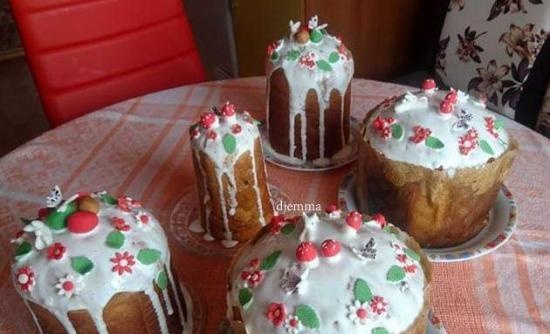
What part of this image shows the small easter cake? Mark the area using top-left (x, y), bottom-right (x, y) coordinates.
top-left (226, 209), bottom-right (432, 334)
top-left (266, 15), bottom-right (354, 165)
top-left (190, 102), bottom-right (273, 247)
top-left (357, 79), bottom-right (518, 248)
top-left (11, 187), bottom-right (193, 334)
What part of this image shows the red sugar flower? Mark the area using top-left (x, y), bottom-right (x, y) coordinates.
top-left (15, 267), bottom-right (35, 292)
top-left (249, 258), bottom-right (259, 268)
top-left (117, 196), bottom-right (141, 212)
top-left (47, 242), bottom-right (66, 260)
top-left (111, 217), bottom-right (130, 232)
top-left (370, 296), bottom-right (388, 315)
top-left (240, 270), bottom-right (264, 287)
top-left (396, 254), bottom-right (408, 263)
top-left (110, 251), bottom-right (135, 276)
top-left (485, 117), bottom-right (499, 138)
top-left (266, 303), bottom-right (286, 327)
top-left (231, 124), bottom-right (242, 134)
top-left (371, 116), bottom-right (395, 139)
top-left (404, 264), bottom-right (418, 274)
top-left (207, 130), bottom-right (218, 140)
top-left (199, 112), bottom-right (216, 129)
top-left (409, 125), bottom-right (432, 143)
top-left (298, 52), bottom-right (316, 69)
top-left (458, 128), bottom-right (479, 155)
top-left (269, 215), bottom-right (286, 235)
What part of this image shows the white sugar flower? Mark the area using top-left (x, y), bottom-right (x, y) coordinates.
top-left (55, 274), bottom-right (81, 297)
top-left (23, 220), bottom-right (53, 250)
top-left (284, 315), bottom-right (302, 333)
top-left (133, 211), bottom-right (153, 231)
top-left (347, 300), bottom-right (369, 325)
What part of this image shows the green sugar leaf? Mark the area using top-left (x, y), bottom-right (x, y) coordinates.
top-left (261, 250), bottom-right (282, 270)
top-left (223, 134), bottom-right (237, 154)
top-left (316, 60), bottom-right (333, 71)
top-left (386, 265), bottom-right (406, 282)
top-left (281, 223), bottom-right (296, 235)
top-left (354, 278), bottom-right (373, 303)
top-left (71, 256), bottom-right (94, 275)
top-left (137, 248), bottom-right (162, 265)
top-left (286, 49), bottom-right (300, 61)
top-left (15, 241), bottom-right (32, 258)
top-left (106, 231), bottom-right (125, 249)
top-left (45, 202), bottom-right (77, 230)
top-left (494, 118), bottom-right (505, 130)
top-left (100, 193), bottom-right (118, 205)
top-left (296, 304), bottom-right (320, 329)
top-left (310, 29), bottom-right (323, 43)
top-left (372, 327), bottom-right (390, 334)
top-left (384, 225), bottom-right (400, 235)
top-left (328, 51), bottom-right (340, 63)
top-left (425, 136), bottom-right (445, 149)
top-left (404, 248), bottom-right (421, 262)
top-left (479, 139), bottom-right (495, 155)
top-left (156, 270), bottom-right (168, 290)
top-left (270, 51), bottom-right (279, 61)
top-left (238, 288), bottom-right (253, 309)
top-left (391, 124), bottom-right (404, 140)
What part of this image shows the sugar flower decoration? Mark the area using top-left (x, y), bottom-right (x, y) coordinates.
top-left (55, 274), bottom-right (81, 297)
top-left (347, 300), bottom-right (369, 325)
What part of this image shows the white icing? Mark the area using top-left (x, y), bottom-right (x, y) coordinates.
top-left (364, 89), bottom-right (510, 171)
top-left (191, 108), bottom-right (270, 246)
top-left (228, 213), bottom-right (427, 333)
top-left (266, 16), bottom-right (354, 162)
top-left (12, 192), bottom-right (192, 334)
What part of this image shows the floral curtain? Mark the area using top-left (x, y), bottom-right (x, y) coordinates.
top-left (436, 0), bottom-right (549, 119)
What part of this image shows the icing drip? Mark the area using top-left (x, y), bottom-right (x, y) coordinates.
top-left (145, 288), bottom-right (169, 334)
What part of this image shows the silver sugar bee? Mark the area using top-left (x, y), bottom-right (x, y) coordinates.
top-left (452, 109), bottom-right (473, 131)
top-left (351, 237), bottom-right (377, 261)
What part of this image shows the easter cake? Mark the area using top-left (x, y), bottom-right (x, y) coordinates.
top-left (266, 16), bottom-right (354, 165)
top-left (357, 79), bottom-right (518, 248)
top-left (11, 187), bottom-right (193, 334)
top-left (226, 209), bottom-right (432, 333)
top-left (190, 102), bottom-right (273, 247)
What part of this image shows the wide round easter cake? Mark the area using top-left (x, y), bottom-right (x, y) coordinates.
top-left (266, 15), bottom-right (354, 165)
top-left (226, 209), bottom-right (432, 333)
top-left (11, 188), bottom-right (193, 334)
top-left (190, 102), bottom-right (273, 247)
top-left (357, 80), bottom-right (518, 248)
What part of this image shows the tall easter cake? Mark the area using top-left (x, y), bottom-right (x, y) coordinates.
top-left (11, 187), bottom-right (193, 334)
top-left (266, 16), bottom-right (354, 165)
top-left (357, 79), bottom-right (518, 248)
top-left (190, 102), bottom-right (273, 248)
top-left (227, 209), bottom-right (432, 334)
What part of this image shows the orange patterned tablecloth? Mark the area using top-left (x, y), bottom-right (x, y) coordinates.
top-left (0, 77), bottom-right (548, 334)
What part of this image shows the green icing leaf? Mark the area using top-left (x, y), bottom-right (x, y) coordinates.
top-left (404, 248), bottom-right (421, 262)
top-left (353, 278), bottom-right (373, 303)
top-left (386, 265), bottom-right (406, 282)
top-left (296, 304), bottom-right (320, 329)
top-left (310, 29), bottom-right (323, 43)
top-left (71, 256), bottom-right (94, 275)
top-left (156, 270), bottom-right (168, 290)
top-left (479, 139), bottom-right (495, 155)
top-left (391, 124), bottom-right (404, 140)
top-left (425, 136), bottom-right (445, 149)
top-left (494, 118), bottom-right (505, 130)
top-left (106, 231), bottom-right (125, 249)
top-left (238, 288), bottom-right (253, 308)
top-left (372, 327), bottom-right (390, 334)
top-left (281, 223), bottom-right (296, 235)
top-left (316, 60), bottom-right (333, 71)
top-left (20, 218), bottom-right (33, 225)
top-left (261, 250), bottom-right (282, 270)
top-left (15, 241), bottom-right (32, 258)
top-left (286, 49), bottom-right (300, 61)
top-left (137, 248), bottom-right (162, 265)
top-left (100, 193), bottom-right (118, 205)
top-left (223, 134), bottom-right (237, 154)
top-left (384, 225), bottom-right (400, 235)
top-left (270, 51), bottom-right (279, 61)
top-left (45, 202), bottom-right (77, 230)
top-left (328, 51), bottom-right (340, 63)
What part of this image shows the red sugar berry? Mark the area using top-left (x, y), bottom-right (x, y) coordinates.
top-left (231, 124), bottom-right (242, 134)
top-left (67, 211), bottom-right (99, 234)
top-left (199, 112), bottom-right (216, 129)
top-left (439, 99), bottom-right (454, 114)
top-left (371, 213), bottom-right (387, 228)
top-left (325, 204), bottom-right (339, 214)
top-left (346, 211), bottom-right (363, 230)
top-left (421, 78), bottom-right (436, 91)
top-left (321, 239), bottom-right (341, 257)
top-left (444, 89), bottom-right (458, 104)
top-left (221, 102), bottom-right (236, 117)
top-left (296, 242), bottom-right (318, 262)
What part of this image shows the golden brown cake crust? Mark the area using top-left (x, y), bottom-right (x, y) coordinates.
top-left (193, 138), bottom-right (273, 242)
top-left (357, 136), bottom-right (518, 248)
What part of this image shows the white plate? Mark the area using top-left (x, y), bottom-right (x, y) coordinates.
top-left (259, 117), bottom-right (360, 172)
top-left (218, 309), bottom-right (446, 333)
top-left (339, 172), bottom-right (518, 263)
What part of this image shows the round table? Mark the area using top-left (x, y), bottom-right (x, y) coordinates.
top-left (0, 77), bottom-right (548, 334)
